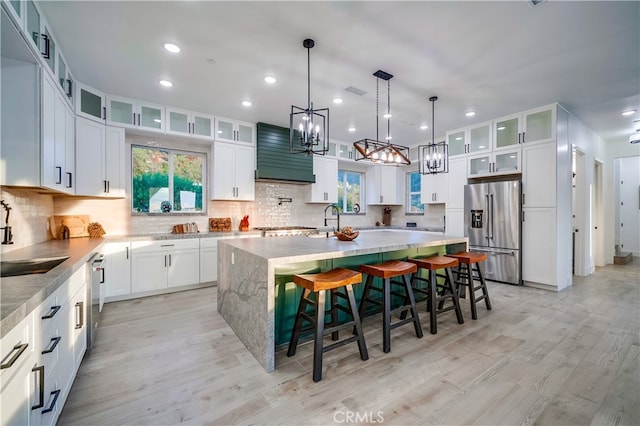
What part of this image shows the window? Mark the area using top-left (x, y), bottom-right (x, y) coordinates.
top-left (406, 171), bottom-right (424, 214)
top-left (337, 170), bottom-right (364, 213)
top-left (131, 145), bottom-right (206, 213)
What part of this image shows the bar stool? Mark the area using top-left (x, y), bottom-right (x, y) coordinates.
top-left (406, 256), bottom-right (464, 334)
top-left (444, 251), bottom-right (492, 320)
top-left (358, 260), bottom-right (423, 353)
top-left (287, 268), bottom-right (368, 382)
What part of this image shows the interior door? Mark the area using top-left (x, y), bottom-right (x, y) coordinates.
top-left (619, 156), bottom-right (640, 253)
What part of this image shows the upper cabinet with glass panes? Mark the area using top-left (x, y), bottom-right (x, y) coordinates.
top-left (166, 107), bottom-right (215, 141)
top-left (106, 95), bottom-right (165, 133)
top-left (493, 105), bottom-right (556, 150)
top-left (214, 117), bottom-right (255, 145)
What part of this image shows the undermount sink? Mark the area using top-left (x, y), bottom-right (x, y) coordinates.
top-left (1, 256), bottom-right (70, 278)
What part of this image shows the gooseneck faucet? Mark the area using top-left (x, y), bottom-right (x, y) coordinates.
top-left (324, 204), bottom-right (340, 232)
top-left (1, 200), bottom-right (14, 245)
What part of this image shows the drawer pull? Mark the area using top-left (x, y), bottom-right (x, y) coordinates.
top-left (42, 389), bottom-right (61, 414)
top-left (75, 302), bottom-right (84, 329)
top-left (0, 343), bottom-right (28, 369)
top-left (42, 305), bottom-right (61, 319)
top-left (31, 365), bottom-right (45, 410)
top-left (42, 336), bottom-right (62, 354)
top-left (160, 244), bottom-right (175, 247)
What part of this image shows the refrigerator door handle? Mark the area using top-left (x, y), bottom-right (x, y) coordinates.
top-left (484, 194), bottom-right (490, 241)
top-left (471, 247), bottom-right (517, 256)
top-left (490, 193), bottom-right (495, 240)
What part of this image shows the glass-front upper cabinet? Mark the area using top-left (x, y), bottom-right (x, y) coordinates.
top-left (75, 81), bottom-right (106, 123)
top-left (2, 0), bottom-right (23, 28)
top-left (41, 23), bottom-right (55, 74)
top-left (106, 95), bottom-right (164, 132)
top-left (214, 117), bottom-right (255, 145)
top-left (25, 0), bottom-right (41, 52)
top-left (446, 128), bottom-right (467, 157)
top-left (166, 107), bottom-right (214, 140)
top-left (523, 105), bottom-right (556, 145)
top-left (57, 52), bottom-right (73, 102)
top-left (327, 141), bottom-right (338, 157)
top-left (468, 148), bottom-right (521, 178)
top-left (494, 113), bottom-right (521, 150)
top-left (468, 121), bottom-right (492, 154)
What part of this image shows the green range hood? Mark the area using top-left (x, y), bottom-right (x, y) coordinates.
top-left (255, 122), bottom-right (316, 183)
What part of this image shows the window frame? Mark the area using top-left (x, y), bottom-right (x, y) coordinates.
top-left (337, 169), bottom-right (365, 214)
top-left (131, 144), bottom-right (207, 215)
top-left (405, 171), bottom-right (424, 215)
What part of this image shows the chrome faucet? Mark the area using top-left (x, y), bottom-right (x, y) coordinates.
top-left (324, 204), bottom-right (340, 232)
top-left (1, 200), bottom-right (14, 245)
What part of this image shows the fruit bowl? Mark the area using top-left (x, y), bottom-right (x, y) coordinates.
top-left (334, 230), bottom-right (359, 241)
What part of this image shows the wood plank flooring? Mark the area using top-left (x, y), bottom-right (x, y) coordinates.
top-left (59, 259), bottom-right (640, 425)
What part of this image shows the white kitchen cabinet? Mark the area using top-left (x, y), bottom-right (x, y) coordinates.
top-left (166, 107), bottom-right (215, 140)
top-left (494, 105), bottom-right (556, 149)
top-left (2, 0), bottom-right (24, 29)
top-left (0, 311), bottom-right (35, 426)
top-left (337, 142), bottom-right (355, 160)
top-left (106, 94), bottom-right (164, 132)
top-left (211, 142), bottom-right (255, 201)
top-left (445, 208), bottom-right (465, 237)
top-left (446, 158), bottom-right (468, 209)
top-left (75, 120), bottom-right (125, 198)
top-left (522, 207), bottom-right (556, 286)
top-left (522, 142), bottom-right (556, 208)
top-left (68, 281), bottom-right (87, 373)
top-left (199, 238), bottom-right (219, 283)
top-left (446, 128), bottom-right (467, 157)
top-left (468, 121), bottom-right (493, 155)
top-left (367, 166), bottom-right (402, 205)
top-left (75, 81), bottom-right (106, 123)
top-left (103, 242), bottom-right (131, 299)
top-left (24, 0), bottom-right (42, 55)
top-left (467, 148), bottom-right (521, 178)
top-left (214, 117), bottom-right (255, 145)
top-left (421, 172), bottom-right (448, 204)
top-left (131, 239), bottom-right (200, 293)
top-left (308, 156), bottom-right (338, 203)
top-left (42, 72), bottom-right (74, 194)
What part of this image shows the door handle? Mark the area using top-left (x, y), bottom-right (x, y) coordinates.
top-left (489, 193), bottom-right (494, 239)
top-left (42, 336), bottom-right (62, 354)
top-left (41, 34), bottom-right (50, 59)
top-left (484, 194), bottom-right (490, 240)
top-left (42, 305), bottom-right (61, 319)
top-left (31, 365), bottom-right (45, 410)
top-left (0, 343), bottom-right (28, 369)
top-left (56, 167), bottom-right (62, 184)
top-left (75, 302), bottom-right (84, 329)
top-left (66, 172), bottom-right (73, 188)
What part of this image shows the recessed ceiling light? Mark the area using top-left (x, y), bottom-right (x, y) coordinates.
top-left (242, 100), bottom-right (252, 107)
top-left (420, 125), bottom-right (428, 130)
top-left (348, 126), bottom-right (356, 132)
top-left (264, 76), bottom-right (276, 84)
top-left (465, 111), bottom-right (476, 117)
top-left (163, 43), bottom-right (180, 53)
top-left (159, 80), bottom-right (173, 87)
top-left (333, 98), bottom-right (343, 104)
top-left (383, 113), bottom-right (392, 119)
top-left (622, 109), bottom-right (637, 116)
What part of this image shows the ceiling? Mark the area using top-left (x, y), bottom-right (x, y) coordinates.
top-left (38, 1), bottom-right (639, 147)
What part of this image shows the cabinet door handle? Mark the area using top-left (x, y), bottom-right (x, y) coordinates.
top-left (137, 113), bottom-right (141, 126)
top-left (55, 167), bottom-right (62, 184)
top-left (132, 112), bottom-right (136, 125)
top-left (42, 305), bottom-right (61, 319)
top-left (107, 180), bottom-right (110, 193)
top-left (104, 180), bottom-right (108, 193)
top-left (0, 343), bottom-right (28, 369)
top-left (169, 254), bottom-right (172, 267)
top-left (31, 365), bottom-right (45, 410)
top-left (522, 211), bottom-right (526, 222)
top-left (102, 106), bottom-right (106, 120)
top-left (66, 172), bottom-right (73, 188)
top-left (75, 302), bottom-right (84, 329)
top-left (518, 133), bottom-right (521, 144)
top-left (66, 79), bottom-right (73, 98)
top-left (522, 131), bottom-right (525, 143)
top-left (160, 244), bottom-right (175, 247)
top-left (164, 255), bottom-right (167, 267)
top-left (522, 193), bottom-right (526, 205)
top-left (42, 336), bottom-right (62, 354)
top-left (42, 389), bottom-right (61, 414)
top-left (41, 34), bottom-right (50, 59)
top-left (126, 246), bottom-right (129, 259)
top-left (100, 268), bottom-right (105, 284)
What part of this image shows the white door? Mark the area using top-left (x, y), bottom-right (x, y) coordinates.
top-left (168, 249), bottom-right (200, 287)
top-left (618, 156), bottom-right (640, 254)
top-left (200, 246), bottom-right (218, 282)
top-left (131, 252), bottom-right (167, 292)
top-left (105, 126), bottom-right (125, 197)
top-left (211, 142), bottom-right (236, 200)
top-left (522, 207), bottom-right (556, 286)
top-left (447, 158), bottom-right (467, 209)
top-left (104, 242), bottom-right (131, 298)
top-left (234, 145), bottom-right (255, 201)
top-left (75, 117), bottom-right (105, 197)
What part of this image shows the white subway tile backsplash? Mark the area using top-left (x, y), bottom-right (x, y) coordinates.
top-left (0, 188), bottom-right (54, 253)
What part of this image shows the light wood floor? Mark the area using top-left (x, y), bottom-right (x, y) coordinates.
top-left (59, 259), bottom-right (640, 426)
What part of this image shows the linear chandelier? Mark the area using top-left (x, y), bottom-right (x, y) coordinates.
top-left (419, 96), bottom-right (449, 174)
top-left (353, 70), bottom-right (410, 165)
top-left (289, 38), bottom-right (329, 155)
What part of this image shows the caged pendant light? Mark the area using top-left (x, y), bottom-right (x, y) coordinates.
top-left (353, 70), bottom-right (410, 165)
top-left (289, 38), bottom-right (329, 155)
top-left (419, 96), bottom-right (448, 174)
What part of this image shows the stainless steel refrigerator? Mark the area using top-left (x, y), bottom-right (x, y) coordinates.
top-left (464, 180), bottom-right (522, 285)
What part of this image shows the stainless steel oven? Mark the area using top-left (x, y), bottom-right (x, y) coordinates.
top-left (87, 253), bottom-right (106, 349)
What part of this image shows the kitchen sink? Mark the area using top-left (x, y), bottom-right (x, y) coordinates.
top-left (0, 256), bottom-right (69, 278)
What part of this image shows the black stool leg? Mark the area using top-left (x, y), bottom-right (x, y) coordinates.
top-left (476, 262), bottom-right (492, 310)
top-left (446, 267), bottom-right (464, 325)
top-left (358, 274), bottom-right (374, 323)
top-left (466, 263), bottom-right (478, 320)
top-left (383, 277), bottom-right (391, 353)
top-left (288, 288), bottom-right (311, 357)
top-left (345, 284), bottom-right (369, 361)
top-left (330, 290), bottom-right (339, 341)
top-left (402, 273), bottom-right (423, 339)
top-left (428, 269), bottom-right (437, 335)
top-left (313, 289), bottom-right (326, 382)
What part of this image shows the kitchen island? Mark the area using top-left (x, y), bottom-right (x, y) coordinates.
top-left (217, 230), bottom-right (467, 372)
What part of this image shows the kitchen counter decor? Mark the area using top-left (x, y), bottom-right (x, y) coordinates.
top-left (87, 222), bottom-right (106, 238)
top-left (209, 217), bottom-right (232, 232)
top-left (334, 227), bottom-right (359, 241)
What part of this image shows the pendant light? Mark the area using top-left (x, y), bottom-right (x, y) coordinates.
top-left (353, 70), bottom-right (410, 165)
top-left (419, 96), bottom-right (449, 174)
top-left (290, 38), bottom-right (329, 155)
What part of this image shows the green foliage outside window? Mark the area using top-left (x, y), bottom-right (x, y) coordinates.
top-left (337, 170), bottom-right (363, 213)
top-left (406, 171), bottom-right (424, 214)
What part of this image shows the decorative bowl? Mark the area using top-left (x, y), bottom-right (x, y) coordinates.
top-left (334, 230), bottom-right (359, 241)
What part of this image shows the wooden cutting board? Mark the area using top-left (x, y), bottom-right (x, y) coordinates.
top-left (49, 215), bottom-right (91, 239)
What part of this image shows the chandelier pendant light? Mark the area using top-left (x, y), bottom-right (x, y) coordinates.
top-left (353, 70), bottom-right (410, 165)
top-left (419, 96), bottom-right (449, 174)
top-left (290, 38), bottom-right (329, 155)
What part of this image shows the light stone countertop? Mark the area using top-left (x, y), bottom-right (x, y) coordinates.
top-left (1, 238), bottom-right (105, 338)
top-left (218, 230), bottom-right (466, 265)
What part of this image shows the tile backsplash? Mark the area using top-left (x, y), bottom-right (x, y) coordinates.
top-left (0, 188), bottom-right (54, 253)
top-left (51, 181), bottom-right (445, 236)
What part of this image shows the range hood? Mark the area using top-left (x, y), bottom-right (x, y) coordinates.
top-left (255, 122), bottom-right (316, 184)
